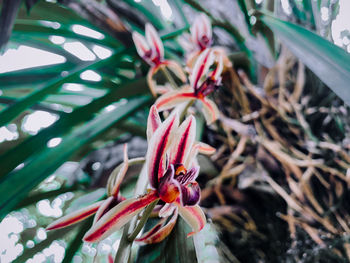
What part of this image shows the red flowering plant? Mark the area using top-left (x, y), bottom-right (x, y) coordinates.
top-left (46, 106), bottom-right (215, 245)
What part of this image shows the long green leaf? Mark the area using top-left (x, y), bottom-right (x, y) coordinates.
top-left (0, 95), bottom-right (151, 219)
top-left (261, 13), bottom-right (350, 106)
top-left (0, 77), bottom-right (147, 179)
top-left (0, 49), bottom-right (125, 127)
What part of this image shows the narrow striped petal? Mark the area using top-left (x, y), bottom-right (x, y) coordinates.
top-left (190, 16), bottom-right (201, 47)
top-left (147, 65), bottom-right (160, 97)
top-left (145, 23), bottom-right (164, 60)
top-left (83, 190), bottom-right (159, 243)
top-left (196, 142), bottom-right (216, 155)
top-left (177, 204), bottom-right (206, 237)
top-left (93, 195), bottom-right (125, 224)
top-left (147, 105), bottom-right (162, 142)
top-left (159, 203), bottom-right (176, 218)
top-left (155, 90), bottom-right (196, 112)
top-left (135, 209), bottom-right (178, 244)
top-left (200, 97), bottom-right (220, 124)
top-left (132, 31), bottom-right (150, 59)
top-left (46, 201), bottom-right (104, 230)
top-left (210, 53), bottom-right (223, 81)
top-left (200, 13), bottom-right (212, 44)
top-left (190, 49), bottom-right (214, 90)
top-left (169, 115), bottom-right (196, 166)
top-left (163, 60), bottom-right (187, 83)
top-left (146, 111), bottom-right (179, 188)
top-left (110, 144), bottom-right (129, 197)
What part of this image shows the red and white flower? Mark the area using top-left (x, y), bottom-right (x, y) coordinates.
top-left (82, 106), bottom-right (212, 243)
top-left (132, 24), bottom-right (186, 96)
top-left (155, 49), bottom-right (223, 124)
top-left (46, 144), bottom-right (130, 231)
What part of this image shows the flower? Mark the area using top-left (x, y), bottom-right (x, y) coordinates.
top-left (82, 106), bottom-right (212, 243)
top-left (155, 49), bottom-right (223, 124)
top-left (132, 23), bottom-right (186, 96)
top-left (46, 144), bottom-right (130, 231)
top-left (191, 13), bottom-right (212, 52)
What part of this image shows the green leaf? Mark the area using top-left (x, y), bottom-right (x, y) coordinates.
top-left (0, 95), bottom-right (151, 219)
top-left (136, 217), bottom-right (197, 263)
top-left (0, 77), bottom-right (147, 178)
top-left (260, 13), bottom-right (350, 106)
top-left (0, 49), bottom-right (125, 128)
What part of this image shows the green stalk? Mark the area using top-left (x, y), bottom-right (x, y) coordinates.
top-left (127, 200), bottom-right (159, 241)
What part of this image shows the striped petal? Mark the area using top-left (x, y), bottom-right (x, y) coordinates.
top-left (93, 196), bottom-right (125, 224)
top-left (163, 60), bottom-right (187, 83)
top-left (147, 105), bottom-right (162, 142)
top-left (155, 90), bottom-right (196, 112)
top-left (200, 97), bottom-right (220, 124)
top-left (46, 201), bottom-right (104, 230)
top-left (177, 204), bottom-right (206, 237)
top-left (146, 110), bottom-right (179, 188)
top-left (210, 52), bottom-right (223, 82)
top-left (83, 190), bottom-right (159, 243)
top-left (196, 142), bottom-right (216, 155)
top-left (190, 49), bottom-right (214, 90)
top-left (147, 65), bottom-right (161, 97)
top-left (169, 115), bottom-right (196, 166)
top-left (132, 31), bottom-right (150, 59)
top-left (135, 209), bottom-right (178, 244)
top-left (200, 13), bottom-right (212, 45)
top-left (110, 144), bottom-right (129, 197)
top-left (145, 23), bottom-right (164, 61)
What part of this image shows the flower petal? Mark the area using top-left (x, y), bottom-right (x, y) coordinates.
top-left (135, 209), bottom-right (178, 244)
top-left (110, 144), bottom-right (129, 197)
top-left (146, 110), bottom-right (179, 188)
top-left (163, 60), bottom-right (187, 83)
top-left (190, 48), bottom-right (214, 90)
top-left (175, 166), bottom-right (199, 184)
top-left (155, 90), bottom-right (196, 112)
top-left (200, 13), bottom-right (212, 45)
top-left (169, 115), bottom-right (196, 166)
top-left (132, 31), bottom-right (150, 59)
top-left (147, 65), bottom-right (161, 97)
top-left (145, 23), bottom-right (164, 61)
top-left (93, 196), bottom-right (125, 224)
top-left (200, 97), bottom-right (220, 124)
top-left (159, 203), bottom-right (176, 218)
top-left (46, 201), bottom-right (104, 230)
top-left (210, 52), bottom-right (224, 81)
top-left (177, 204), bottom-right (206, 237)
top-left (158, 165), bottom-right (181, 203)
top-left (108, 254), bottom-right (114, 263)
top-left (83, 190), bottom-right (159, 243)
top-left (147, 105), bottom-right (162, 142)
top-left (196, 142), bottom-right (216, 155)
top-left (180, 181), bottom-right (201, 206)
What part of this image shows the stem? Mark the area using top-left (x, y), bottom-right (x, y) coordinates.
top-left (127, 199), bottom-right (159, 241)
top-left (160, 66), bottom-right (178, 90)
